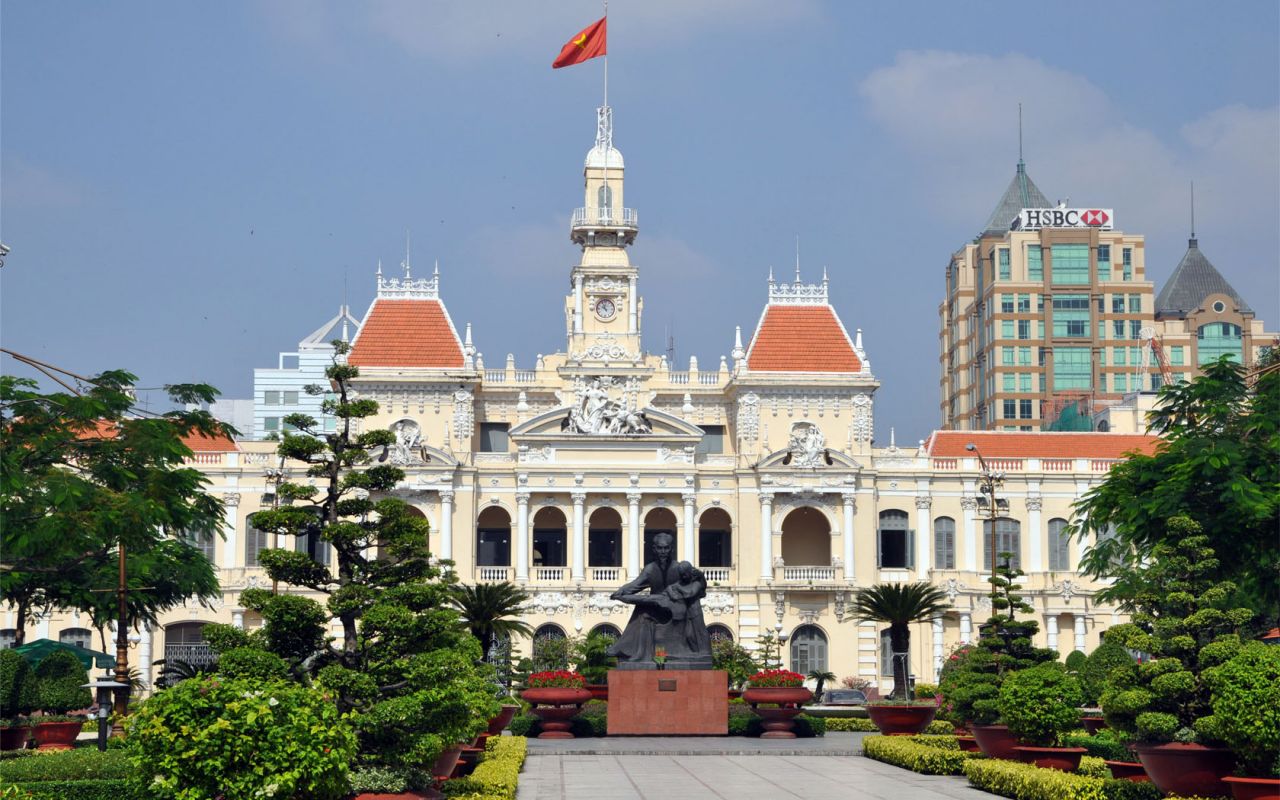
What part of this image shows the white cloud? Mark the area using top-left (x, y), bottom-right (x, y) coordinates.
top-left (1, 158), bottom-right (88, 209)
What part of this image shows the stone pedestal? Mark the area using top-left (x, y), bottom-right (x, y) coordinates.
top-left (607, 669), bottom-right (728, 735)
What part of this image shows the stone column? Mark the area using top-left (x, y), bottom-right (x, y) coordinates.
top-left (438, 489), bottom-right (455, 560)
top-left (515, 491), bottom-right (531, 582)
top-left (960, 612), bottom-right (972, 644)
top-left (759, 493), bottom-right (774, 581)
top-left (1074, 614), bottom-right (1087, 652)
top-left (138, 624), bottom-right (152, 690)
top-left (960, 496), bottom-right (978, 571)
top-left (682, 492), bottom-right (697, 564)
top-left (221, 492), bottom-right (240, 570)
top-left (1026, 496), bottom-right (1043, 572)
top-left (573, 274), bottom-right (583, 332)
top-left (571, 491), bottom-right (587, 581)
top-left (932, 617), bottom-right (945, 681)
top-left (915, 496), bottom-right (932, 580)
top-left (628, 275), bottom-right (638, 333)
top-left (626, 492), bottom-right (642, 579)
top-left (1046, 614), bottom-right (1059, 652)
top-left (841, 493), bottom-right (856, 582)
top-left (232, 608), bottom-right (245, 629)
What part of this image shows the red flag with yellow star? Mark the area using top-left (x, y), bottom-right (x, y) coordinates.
top-left (552, 17), bottom-right (607, 69)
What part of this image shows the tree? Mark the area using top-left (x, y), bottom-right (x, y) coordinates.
top-left (807, 669), bottom-right (836, 701)
top-left (0, 370), bottom-right (228, 647)
top-left (1071, 354), bottom-right (1280, 625)
top-left (848, 582), bottom-right (950, 701)
top-left (450, 582), bottom-right (534, 661)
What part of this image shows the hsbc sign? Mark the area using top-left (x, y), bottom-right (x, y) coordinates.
top-left (1013, 208), bottom-right (1114, 231)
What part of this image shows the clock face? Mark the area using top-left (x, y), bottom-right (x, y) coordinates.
top-left (594, 297), bottom-right (617, 320)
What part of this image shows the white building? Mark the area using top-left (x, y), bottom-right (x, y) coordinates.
top-left (253, 305), bottom-right (361, 440)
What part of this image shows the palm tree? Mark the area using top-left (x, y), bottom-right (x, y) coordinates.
top-left (450, 582), bottom-right (535, 660)
top-left (807, 669), bottom-right (836, 702)
top-left (849, 582), bottom-right (951, 701)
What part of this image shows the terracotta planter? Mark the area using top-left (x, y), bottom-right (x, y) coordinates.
top-left (1135, 742), bottom-right (1235, 798)
top-left (751, 706), bottom-right (806, 739)
top-left (32, 720), bottom-right (82, 751)
top-left (354, 792), bottom-right (442, 800)
top-left (1104, 760), bottom-right (1149, 782)
top-left (1014, 745), bottom-right (1088, 772)
top-left (955, 736), bottom-right (981, 753)
top-left (521, 687), bottom-right (592, 739)
top-left (520, 687), bottom-right (593, 706)
top-left (728, 689), bottom-right (743, 700)
top-left (741, 686), bottom-right (813, 708)
top-left (1223, 776), bottom-right (1280, 800)
top-left (1080, 716), bottom-right (1107, 734)
top-left (586, 684), bottom-right (609, 702)
top-left (865, 704), bottom-right (939, 736)
top-left (742, 686), bottom-right (812, 739)
top-left (970, 724), bottom-right (1021, 760)
top-left (0, 725), bottom-right (30, 751)
top-left (431, 743), bottom-right (464, 781)
top-left (486, 704), bottom-right (519, 736)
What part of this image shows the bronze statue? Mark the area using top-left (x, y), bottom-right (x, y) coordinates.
top-left (607, 532), bottom-right (713, 669)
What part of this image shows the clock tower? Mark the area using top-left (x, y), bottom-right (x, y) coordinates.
top-left (565, 106), bottom-right (643, 364)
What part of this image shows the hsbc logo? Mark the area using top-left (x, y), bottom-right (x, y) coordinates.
top-left (1013, 208), bottom-right (1114, 231)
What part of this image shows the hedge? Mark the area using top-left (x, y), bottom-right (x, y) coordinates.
top-left (512, 704), bottom-right (828, 737)
top-left (0, 748), bottom-right (134, 782)
top-left (864, 735), bottom-right (982, 775)
top-left (824, 716), bottom-right (954, 735)
top-left (1062, 733), bottom-right (1136, 763)
top-left (963, 758), bottom-right (1217, 800)
top-left (2, 780), bottom-right (139, 800)
top-left (442, 736), bottom-right (527, 800)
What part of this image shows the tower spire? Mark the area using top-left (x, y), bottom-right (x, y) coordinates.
top-left (1190, 180), bottom-right (1196, 243)
top-left (794, 235), bottom-right (801, 282)
top-left (1018, 102), bottom-right (1024, 164)
top-left (402, 230), bottom-right (411, 278)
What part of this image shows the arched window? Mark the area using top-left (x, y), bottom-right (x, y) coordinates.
top-left (59, 627), bottom-right (92, 649)
top-left (0, 629), bottom-right (15, 649)
top-left (1197, 321), bottom-right (1243, 364)
top-left (477, 507), bottom-right (512, 567)
top-left (643, 508), bottom-right (678, 565)
top-left (597, 184), bottom-right (614, 216)
top-left (878, 510), bottom-right (913, 569)
top-left (789, 625), bottom-right (828, 676)
top-left (183, 529), bottom-right (216, 562)
top-left (588, 508), bottom-right (622, 567)
top-left (532, 507), bottom-right (568, 568)
top-left (707, 624), bottom-right (734, 644)
top-left (589, 624), bottom-right (621, 640)
top-left (246, 524), bottom-right (270, 568)
top-left (934, 517), bottom-right (956, 570)
top-left (1048, 518), bottom-right (1071, 571)
top-left (698, 508), bottom-right (732, 568)
top-left (533, 623), bottom-right (566, 643)
top-left (982, 518), bottom-right (1022, 571)
top-left (780, 507), bottom-right (830, 566)
top-left (164, 622), bottom-right (216, 668)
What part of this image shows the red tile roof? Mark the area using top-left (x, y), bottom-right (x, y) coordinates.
top-left (75, 420), bottom-right (237, 452)
top-left (349, 299), bottom-right (464, 368)
top-left (746, 305), bottom-right (861, 372)
top-left (923, 431), bottom-right (1159, 459)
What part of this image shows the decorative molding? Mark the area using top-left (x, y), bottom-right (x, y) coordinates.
top-left (452, 390), bottom-right (474, 446)
top-left (523, 592), bottom-right (572, 616)
top-left (914, 495), bottom-right (932, 510)
top-left (626, 491), bottom-right (643, 504)
top-left (222, 492), bottom-right (241, 507)
top-left (943, 578), bottom-right (962, 604)
top-left (564, 376), bottom-right (650, 434)
top-left (659, 446), bottom-right (694, 464)
top-left (703, 591), bottom-right (735, 616)
top-left (851, 393), bottom-right (873, 443)
top-left (518, 445), bottom-right (554, 464)
top-left (833, 591), bottom-right (847, 622)
top-left (376, 272), bottom-right (438, 300)
top-left (1056, 580), bottom-right (1077, 601)
top-left (768, 276), bottom-right (828, 305)
top-left (736, 392), bottom-right (760, 441)
top-left (1025, 496), bottom-right (1043, 512)
top-left (960, 496), bottom-right (979, 511)
top-left (787, 422), bottom-right (826, 468)
top-left (583, 592), bottom-right (630, 617)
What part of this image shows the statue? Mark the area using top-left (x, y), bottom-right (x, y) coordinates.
top-left (788, 422), bottom-right (826, 467)
top-left (564, 377), bottom-right (652, 435)
top-left (607, 533), bottom-right (713, 669)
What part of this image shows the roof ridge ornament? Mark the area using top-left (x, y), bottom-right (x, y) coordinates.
top-left (767, 272), bottom-right (829, 305)
top-left (376, 260), bottom-right (439, 300)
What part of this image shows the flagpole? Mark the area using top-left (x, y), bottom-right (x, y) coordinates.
top-left (602, 0), bottom-right (610, 223)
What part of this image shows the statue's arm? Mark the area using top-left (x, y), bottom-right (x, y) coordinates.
top-left (610, 568), bottom-right (653, 600)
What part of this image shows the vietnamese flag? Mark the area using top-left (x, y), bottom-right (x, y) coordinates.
top-left (552, 17), bottom-right (607, 69)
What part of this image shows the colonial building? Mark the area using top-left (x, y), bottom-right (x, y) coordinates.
top-left (6, 108), bottom-right (1157, 694)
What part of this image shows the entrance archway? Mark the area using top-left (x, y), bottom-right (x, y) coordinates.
top-left (532, 507), bottom-right (567, 567)
top-left (588, 507), bottom-right (622, 567)
top-left (780, 507), bottom-right (830, 566)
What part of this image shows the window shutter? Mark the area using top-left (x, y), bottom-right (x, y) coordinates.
top-left (876, 529), bottom-right (883, 568)
top-left (907, 529), bottom-right (916, 569)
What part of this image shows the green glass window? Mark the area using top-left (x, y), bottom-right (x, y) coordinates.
top-left (1098, 321), bottom-right (1107, 339)
top-left (1017, 294), bottom-right (1031, 312)
top-left (1114, 320), bottom-right (1126, 339)
top-left (1018, 319), bottom-right (1030, 339)
top-left (1115, 373), bottom-right (1127, 392)
top-left (1003, 399), bottom-right (1016, 419)
top-left (1002, 320), bottom-right (1014, 338)
top-left (1027, 246), bottom-right (1043, 281)
top-left (1002, 348), bottom-right (1014, 366)
top-left (1170, 345), bottom-right (1185, 366)
top-left (1097, 244), bottom-right (1111, 279)
top-left (1053, 347), bottom-right (1092, 390)
top-left (1003, 373), bottom-right (1015, 391)
top-left (1112, 295), bottom-right (1125, 313)
top-left (1128, 294), bottom-right (1142, 312)
top-left (1051, 294), bottom-right (1091, 338)
top-left (1122, 248), bottom-right (1132, 280)
top-left (1130, 346), bottom-right (1141, 364)
top-left (1001, 294), bottom-right (1014, 313)
top-left (1019, 373), bottom-right (1032, 392)
top-left (1197, 322), bottom-right (1243, 365)
top-left (998, 249), bottom-right (1011, 280)
top-left (1098, 350), bottom-right (1107, 366)
top-left (1051, 244), bottom-right (1090, 284)
top-left (1018, 347), bottom-right (1031, 366)
top-left (1099, 373), bottom-right (1108, 392)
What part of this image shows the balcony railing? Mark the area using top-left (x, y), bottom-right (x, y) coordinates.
top-left (781, 566), bottom-right (838, 582)
top-left (590, 567), bottom-right (621, 583)
top-left (477, 566), bottom-right (511, 582)
top-left (701, 567), bottom-right (730, 583)
top-left (571, 207), bottom-right (638, 230)
top-left (534, 567), bottom-right (567, 582)
top-left (163, 642), bottom-right (217, 669)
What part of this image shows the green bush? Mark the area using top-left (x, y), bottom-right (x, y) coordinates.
top-left (1204, 640), bottom-right (1280, 777)
top-left (347, 765), bottom-right (427, 793)
top-left (199, 623), bottom-right (259, 654)
top-left (1079, 641), bottom-right (1134, 706)
top-left (214, 647), bottom-right (290, 681)
top-left (913, 682), bottom-right (940, 699)
top-left (1062, 733), bottom-right (1136, 763)
top-left (1077, 756), bottom-right (1109, 778)
top-left (964, 757), bottom-right (1107, 800)
top-left (571, 632), bottom-right (617, 685)
top-left (0, 649), bottom-right (37, 718)
top-left (1065, 650), bottom-right (1088, 674)
top-left (823, 716), bottom-right (953, 734)
top-left (712, 639), bottom-right (760, 690)
top-left (126, 676), bottom-right (357, 800)
top-left (998, 662), bottom-right (1084, 746)
top-left (1099, 780), bottom-right (1162, 800)
top-left (33, 649), bottom-right (91, 715)
top-left (863, 734), bottom-right (981, 774)
top-left (0, 748), bottom-right (134, 782)
top-left (442, 736), bottom-right (527, 800)
top-left (3, 780), bottom-right (139, 799)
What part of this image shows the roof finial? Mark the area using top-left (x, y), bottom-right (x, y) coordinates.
top-left (402, 230), bottom-right (411, 278)
top-left (822, 265), bottom-right (829, 285)
top-left (794, 235), bottom-right (801, 282)
top-left (1018, 102), bottom-right (1024, 164)
top-left (768, 266), bottom-right (775, 285)
top-left (376, 258), bottom-right (383, 277)
top-left (434, 258), bottom-right (440, 277)
top-left (1190, 180), bottom-right (1196, 244)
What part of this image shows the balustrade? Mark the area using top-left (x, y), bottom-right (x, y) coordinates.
top-left (477, 566), bottom-right (511, 582)
top-left (590, 567), bottom-right (621, 582)
top-left (701, 567), bottom-right (730, 583)
top-left (534, 566), bottom-right (567, 582)
top-left (781, 566), bottom-right (837, 582)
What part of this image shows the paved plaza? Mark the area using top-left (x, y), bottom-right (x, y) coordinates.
top-left (517, 734), bottom-right (994, 800)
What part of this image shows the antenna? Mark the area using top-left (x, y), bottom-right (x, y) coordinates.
top-left (1190, 180), bottom-right (1196, 240)
top-left (1018, 102), bottom-right (1024, 163)
top-left (794, 235), bottom-right (801, 282)
top-left (666, 320), bottom-right (676, 367)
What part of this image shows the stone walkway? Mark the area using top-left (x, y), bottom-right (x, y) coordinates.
top-left (517, 734), bottom-right (993, 800)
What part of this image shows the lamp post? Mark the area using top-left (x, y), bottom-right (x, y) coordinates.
top-left (83, 673), bottom-right (127, 751)
top-left (965, 443), bottom-right (1007, 608)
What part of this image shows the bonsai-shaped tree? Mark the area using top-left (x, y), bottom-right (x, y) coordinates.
top-left (34, 649), bottom-right (91, 718)
top-left (1205, 641), bottom-right (1280, 778)
top-left (450, 582), bottom-right (534, 664)
top-left (711, 639), bottom-right (759, 691)
top-left (0, 649), bottom-right (37, 720)
top-left (998, 661), bottom-right (1084, 746)
top-left (1077, 639), bottom-right (1134, 707)
top-left (1099, 516), bottom-right (1252, 744)
top-left (1064, 650), bottom-right (1088, 676)
top-left (940, 556), bottom-right (1057, 724)
top-left (848, 582), bottom-right (950, 701)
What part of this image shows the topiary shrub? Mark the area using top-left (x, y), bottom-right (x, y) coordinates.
top-left (199, 622), bottom-right (259, 655)
top-left (214, 647), bottom-right (290, 681)
top-left (33, 649), bottom-right (90, 716)
top-left (126, 675), bottom-right (356, 800)
top-left (1204, 640), bottom-right (1280, 777)
top-left (1065, 650), bottom-right (1088, 674)
top-left (1079, 639), bottom-right (1134, 707)
top-left (0, 649), bottom-right (37, 718)
top-left (998, 661), bottom-right (1084, 746)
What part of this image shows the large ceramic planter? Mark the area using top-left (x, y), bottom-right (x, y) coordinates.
top-left (865, 704), bottom-right (939, 736)
top-left (486, 704), bottom-right (519, 736)
top-left (354, 792), bottom-right (441, 800)
top-left (0, 725), bottom-right (30, 751)
top-left (520, 687), bottom-right (592, 739)
top-left (1135, 742), bottom-right (1235, 798)
top-left (1222, 776), bottom-right (1280, 800)
top-left (1014, 745), bottom-right (1088, 772)
top-left (1104, 760), bottom-right (1149, 782)
top-left (970, 724), bottom-right (1021, 760)
top-left (32, 720), bottom-right (82, 751)
top-left (955, 736), bottom-right (981, 753)
top-left (1080, 716), bottom-right (1107, 734)
top-left (742, 687), bottom-right (813, 739)
top-left (431, 743), bottom-right (464, 781)
top-left (585, 684), bottom-right (609, 702)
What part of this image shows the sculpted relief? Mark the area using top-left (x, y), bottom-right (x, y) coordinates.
top-left (563, 377), bottom-right (652, 435)
top-left (787, 422), bottom-right (827, 468)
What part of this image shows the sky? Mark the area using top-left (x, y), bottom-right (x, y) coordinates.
top-left (3, 1), bottom-right (1277, 444)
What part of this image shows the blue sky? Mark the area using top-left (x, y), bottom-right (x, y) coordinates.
top-left (3, 1), bottom-right (1277, 443)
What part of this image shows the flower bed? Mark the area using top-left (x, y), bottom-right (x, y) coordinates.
top-left (863, 734), bottom-right (983, 775)
top-left (525, 670), bottom-right (586, 689)
top-left (441, 736), bottom-right (527, 800)
top-left (746, 669), bottom-right (805, 688)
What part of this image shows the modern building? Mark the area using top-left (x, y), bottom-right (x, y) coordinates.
top-left (253, 305), bottom-right (361, 440)
top-left (6, 108), bottom-right (1155, 695)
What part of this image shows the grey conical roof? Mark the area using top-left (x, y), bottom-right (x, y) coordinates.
top-left (981, 160), bottom-right (1051, 236)
top-left (1154, 238), bottom-right (1252, 319)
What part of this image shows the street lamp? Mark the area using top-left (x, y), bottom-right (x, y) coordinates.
top-left (965, 443), bottom-right (1009, 607)
top-left (82, 673), bottom-right (127, 751)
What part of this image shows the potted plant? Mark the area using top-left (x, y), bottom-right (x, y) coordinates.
top-left (1098, 518), bottom-right (1248, 798)
top-left (1000, 662), bottom-right (1089, 771)
top-left (712, 638), bottom-right (759, 698)
top-left (520, 670), bottom-right (591, 739)
top-left (31, 648), bottom-right (90, 750)
top-left (742, 669), bottom-right (811, 738)
top-left (1077, 640), bottom-right (1131, 733)
top-left (0, 649), bottom-right (37, 750)
top-left (1205, 641), bottom-right (1280, 800)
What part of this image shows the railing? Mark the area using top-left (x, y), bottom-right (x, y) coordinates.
top-left (163, 642), bottom-right (217, 669)
top-left (781, 566), bottom-right (837, 582)
top-left (185, 453), bottom-right (224, 465)
top-left (987, 458), bottom-right (1023, 471)
top-left (485, 370), bottom-right (506, 383)
top-left (1091, 459), bottom-right (1120, 472)
top-left (514, 370), bottom-right (537, 382)
top-left (699, 373), bottom-right (720, 385)
top-left (590, 567), bottom-right (621, 582)
top-left (933, 458), bottom-right (958, 470)
top-left (1042, 459), bottom-right (1073, 472)
top-left (668, 371), bottom-right (690, 384)
top-left (665, 371), bottom-right (722, 386)
top-left (477, 566), bottom-right (511, 582)
top-left (534, 567), bottom-right (567, 581)
top-left (242, 452), bottom-right (275, 465)
top-left (701, 567), bottom-right (730, 583)
top-left (571, 207), bottom-right (638, 229)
